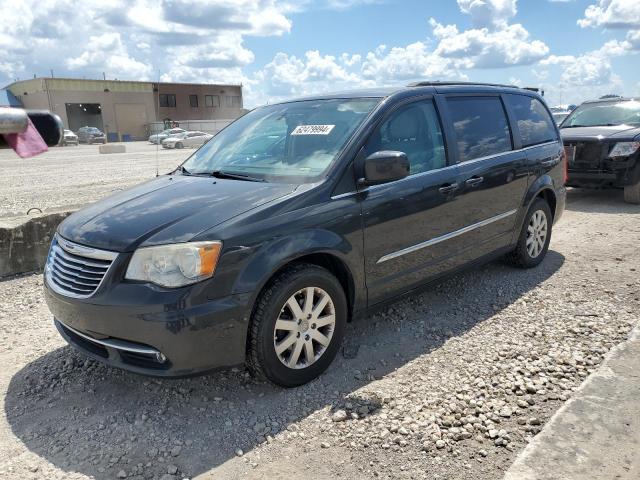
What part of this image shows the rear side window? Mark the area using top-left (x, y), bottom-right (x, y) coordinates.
top-left (506, 94), bottom-right (557, 147)
top-left (446, 97), bottom-right (512, 163)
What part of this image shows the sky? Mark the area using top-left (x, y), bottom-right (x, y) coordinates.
top-left (1, 0), bottom-right (639, 108)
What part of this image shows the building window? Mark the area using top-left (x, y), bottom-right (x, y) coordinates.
top-left (189, 94), bottom-right (198, 108)
top-left (225, 95), bottom-right (241, 108)
top-left (159, 94), bottom-right (176, 108)
top-left (205, 95), bottom-right (220, 107)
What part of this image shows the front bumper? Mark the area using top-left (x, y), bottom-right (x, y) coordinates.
top-left (566, 166), bottom-right (638, 188)
top-left (45, 282), bottom-right (252, 377)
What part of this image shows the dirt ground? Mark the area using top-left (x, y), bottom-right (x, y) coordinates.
top-left (0, 142), bottom-right (189, 218)
top-left (0, 188), bottom-right (638, 480)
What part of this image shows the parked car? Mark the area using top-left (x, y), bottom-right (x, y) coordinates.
top-left (162, 131), bottom-right (213, 149)
top-left (560, 97), bottom-right (640, 203)
top-left (552, 111), bottom-right (571, 126)
top-left (77, 126), bottom-right (106, 144)
top-left (149, 128), bottom-right (186, 144)
top-left (61, 129), bottom-right (78, 146)
top-left (44, 82), bottom-right (566, 387)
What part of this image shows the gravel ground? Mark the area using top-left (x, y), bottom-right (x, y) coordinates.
top-left (0, 188), bottom-right (638, 480)
top-left (0, 142), bottom-right (189, 218)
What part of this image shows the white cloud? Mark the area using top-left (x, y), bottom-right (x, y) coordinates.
top-left (578, 0), bottom-right (640, 29)
top-left (457, 0), bottom-right (517, 29)
top-left (431, 19), bottom-right (549, 68)
top-left (0, 0), bottom-right (294, 84)
top-left (1, 0), bottom-right (637, 110)
top-left (537, 39), bottom-right (632, 104)
top-left (66, 33), bottom-right (152, 79)
top-left (324, 0), bottom-right (382, 9)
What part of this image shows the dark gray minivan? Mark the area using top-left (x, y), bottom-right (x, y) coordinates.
top-left (45, 82), bottom-right (566, 387)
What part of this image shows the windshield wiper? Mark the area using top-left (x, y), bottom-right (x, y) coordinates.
top-left (561, 125), bottom-right (587, 128)
top-left (211, 170), bottom-right (266, 182)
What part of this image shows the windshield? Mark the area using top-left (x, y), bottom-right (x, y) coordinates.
top-left (562, 100), bottom-right (640, 127)
top-left (181, 98), bottom-right (380, 182)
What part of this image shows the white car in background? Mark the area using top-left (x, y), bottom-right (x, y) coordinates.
top-left (149, 128), bottom-right (186, 144)
top-left (162, 131), bottom-right (213, 149)
top-left (61, 129), bottom-right (79, 146)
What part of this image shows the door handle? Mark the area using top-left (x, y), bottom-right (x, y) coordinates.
top-left (438, 182), bottom-right (459, 195)
top-left (465, 176), bottom-right (484, 187)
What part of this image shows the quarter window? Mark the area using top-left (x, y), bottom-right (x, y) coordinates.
top-left (159, 94), bottom-right (176, 108)
top-left (506, 94), bottom-right (558, 147)
top-left (446, 97), bottom-right (512, 163)
top-left (189, 94), bottom-right (198, 108)
top-left (365, 100), bottom-right (446, 175)
top-left (205, 95), bottom-right (220, 107)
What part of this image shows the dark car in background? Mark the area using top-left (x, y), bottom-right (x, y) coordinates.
top-left (560, 98), bottom-right (640, 203)
top-left (77, 126), bottom-right (107, 144)
top-left (44, 82), bottom-right (566, 387)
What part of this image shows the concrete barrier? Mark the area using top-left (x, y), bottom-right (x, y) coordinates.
top-left (0, 211), bottom-right (73, 278)
top-left (99, 143), bottom-right (126, 154)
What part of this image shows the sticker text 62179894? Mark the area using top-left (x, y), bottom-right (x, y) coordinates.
top-left (291, 125), bottom-right (335, 136)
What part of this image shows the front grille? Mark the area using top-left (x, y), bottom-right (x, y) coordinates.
top-left (566, 141), bottom-right (612, 169)
top-left (45, 236), bottom-right (117, 298)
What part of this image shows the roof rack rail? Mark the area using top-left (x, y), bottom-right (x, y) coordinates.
top-left (407, 81), bottom-right (519, 89)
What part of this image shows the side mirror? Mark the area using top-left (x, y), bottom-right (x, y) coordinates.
top-left (361, 150), bottom-right (410, 186)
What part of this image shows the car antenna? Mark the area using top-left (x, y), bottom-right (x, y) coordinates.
top-left (155, 70), bottom-right (160, 177)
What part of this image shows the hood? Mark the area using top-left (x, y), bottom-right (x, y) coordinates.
top-left (560, 124), bottom-right (640, 142)
top-left (57, 175), bottom-right (297, 252)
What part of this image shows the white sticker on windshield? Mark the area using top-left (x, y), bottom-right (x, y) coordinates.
top-left (291, 124), bottom-right (335, 135)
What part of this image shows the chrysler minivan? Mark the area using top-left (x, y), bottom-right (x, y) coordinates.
top-left (45, 82), bottom-right (566, 387)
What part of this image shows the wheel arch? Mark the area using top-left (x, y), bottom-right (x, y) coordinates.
top-left (523, 174), bottom-right (558, 220)
top-left (234, 230), bottom-right (363, 324)
top-left (511, 175), bottom-right (558, 245)
top-left (251, 251), bottom-right (356, 322)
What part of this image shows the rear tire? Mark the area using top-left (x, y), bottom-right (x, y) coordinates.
top-left (246, 263), bottom-right (347, 387)
top-left (506, 198), bottom-right (552, 268)
top-left (624, 181), bottom-right (640, 204)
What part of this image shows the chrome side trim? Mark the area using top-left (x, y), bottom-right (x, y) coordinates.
top-left (60, 321), bottom-right (161, 356)
top-left (377, 209), bottom-right (518, 264)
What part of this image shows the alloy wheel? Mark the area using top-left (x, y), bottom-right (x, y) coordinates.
top-left (526, 210), bottom-right (548, 258)
top-left (273, 287), bottom-right (336, 369)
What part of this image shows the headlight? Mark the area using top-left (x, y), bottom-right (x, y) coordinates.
top-left (609, 142), bottom-right (640, 158)
top-left (125, 241), bottom-right (222, 287)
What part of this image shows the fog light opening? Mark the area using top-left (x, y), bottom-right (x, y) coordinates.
top-left (155, 352), bottom-right (167, 363)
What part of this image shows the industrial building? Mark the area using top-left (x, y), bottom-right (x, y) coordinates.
top-left (4, 78), bottom-right (244, 141)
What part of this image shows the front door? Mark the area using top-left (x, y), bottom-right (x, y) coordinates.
top-left (360, 98), bottom-right (469, 305)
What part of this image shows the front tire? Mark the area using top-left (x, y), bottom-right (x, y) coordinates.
top-left (624, 180), bottom-right (640, 204)
top-left (175, 142), bottom-right (184, 149)
top-left (246, 263), bottom-right (347, 387)
top-left (506, 198), bottom-right (552, 268)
